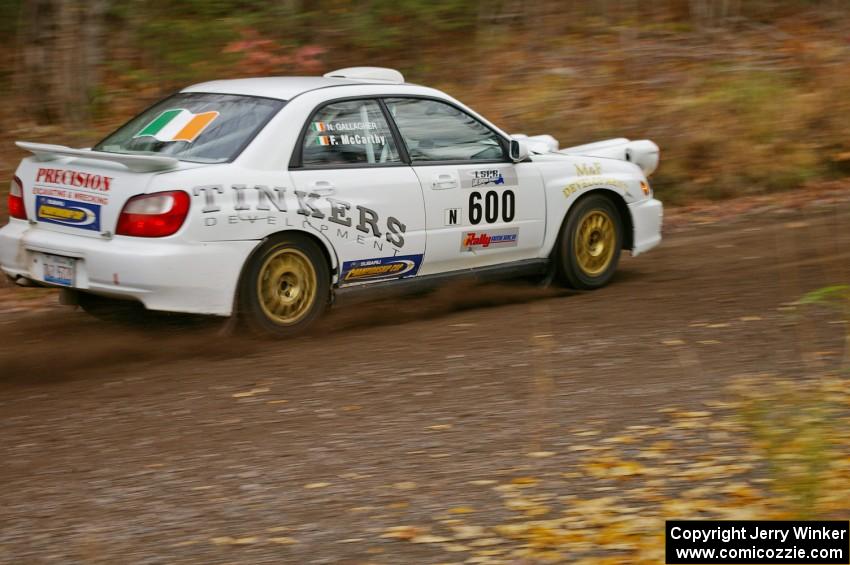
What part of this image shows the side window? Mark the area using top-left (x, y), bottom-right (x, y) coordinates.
top-left (384, 98), bottom-right (505, 162)
top-left (300, 99), bottom-right (401, 167)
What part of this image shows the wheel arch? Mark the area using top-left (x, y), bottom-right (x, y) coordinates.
top-left (571, 188), bottom-right (634, 251)
top-left (231, 228), bottom-right (338, 315)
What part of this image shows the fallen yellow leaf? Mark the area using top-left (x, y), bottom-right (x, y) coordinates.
top-left (451, 525), bottom-right (487, 539)
top-left (411, 534), bottom-right (451, 543)
top-left (469, 537), bottom-right (506, 547)
top-left (445, 543), bottom-right (471, 552)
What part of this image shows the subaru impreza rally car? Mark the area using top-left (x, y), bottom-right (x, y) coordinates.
top-left (1, 67), bottom-right (662, 335)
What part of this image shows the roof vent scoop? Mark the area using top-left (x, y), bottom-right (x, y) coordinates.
top-left (323, 66), bottom-right (404, 84)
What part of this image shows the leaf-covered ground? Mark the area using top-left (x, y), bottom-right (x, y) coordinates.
top-left (377, 376), bottom-right (850, 564)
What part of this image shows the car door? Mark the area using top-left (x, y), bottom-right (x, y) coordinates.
top-left (288, 98), bottom-right (426, 286)
top-left (383, 97), bottom-right (545, 276)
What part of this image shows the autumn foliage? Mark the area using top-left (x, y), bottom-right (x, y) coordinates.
top-left (2, 1), bottom-right (848, 205)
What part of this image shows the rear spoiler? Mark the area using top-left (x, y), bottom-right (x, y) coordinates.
top-left (16, 141), bottom-right (179, 173)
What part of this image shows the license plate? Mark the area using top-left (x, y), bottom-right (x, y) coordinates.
top-left (42, 254), bottom-right (76, 287)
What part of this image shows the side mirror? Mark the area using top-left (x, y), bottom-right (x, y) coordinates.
top-left (509, 139), bottom-right (529, 163)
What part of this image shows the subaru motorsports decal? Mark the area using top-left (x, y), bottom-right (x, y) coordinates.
top-left (460, 228), bottom-right (519, 250)
top-left (340, 254), bottom-right (424, 284)
top-left (36, 196), bottom-right (101, 232)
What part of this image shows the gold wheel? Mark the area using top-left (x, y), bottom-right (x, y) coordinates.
top-left (573, 209), bottom-right (617, 277)
top-left (256, 247), bottom-right (317, 326)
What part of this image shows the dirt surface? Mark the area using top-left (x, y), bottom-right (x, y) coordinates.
top-left (1, 196), bottom-right (849, 564)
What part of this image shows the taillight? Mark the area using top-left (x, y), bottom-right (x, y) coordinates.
top-left (8, 176), bottom-right (27, 220)
top-left (116, 191), bottom-right (190, 237)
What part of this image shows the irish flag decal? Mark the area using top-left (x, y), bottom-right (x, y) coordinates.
top-left (135, 109), bottom-right (219, 143)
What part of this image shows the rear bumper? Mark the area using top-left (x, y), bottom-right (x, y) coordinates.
top-left (0, 220), bottom-right (256, 316)
top-left (629, 197), bottom-right (663, 256)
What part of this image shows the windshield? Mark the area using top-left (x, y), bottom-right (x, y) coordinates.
top-left (94, 93), bottom-right (284, 164)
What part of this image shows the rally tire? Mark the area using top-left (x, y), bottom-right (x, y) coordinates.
top-left (239, 233), bottom-right (330, 337)
top-left (556, 194), bottom-right (623, 290)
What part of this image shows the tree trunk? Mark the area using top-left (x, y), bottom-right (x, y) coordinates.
top-left (17, 0), bottom-right (106, 129)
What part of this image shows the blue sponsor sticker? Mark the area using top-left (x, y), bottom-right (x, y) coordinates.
top-left (470, 169), bottom-right (506, 188)
top-left (36, 196), bottom-right (101, 232)
top-left (340, 254), bottom-right (423, 284)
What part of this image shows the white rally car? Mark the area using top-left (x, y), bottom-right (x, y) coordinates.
top-left (1, 67), bottom-right (662, 335)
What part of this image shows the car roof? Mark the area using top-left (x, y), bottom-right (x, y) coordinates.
top-left (182, 76), bottom-right (410, 100)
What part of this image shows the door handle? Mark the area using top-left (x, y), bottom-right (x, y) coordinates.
top-left (310, 180), bottom-right (336, 196)
top-left (432, 174), bottom-right (457, 190)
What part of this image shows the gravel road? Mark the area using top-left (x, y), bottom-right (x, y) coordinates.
top-left (1, 199), bottom-right (848, 564)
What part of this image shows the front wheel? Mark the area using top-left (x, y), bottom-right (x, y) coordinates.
top-left (556, 194), bottom-right (623, 290)
top-left (239, 234), bottom-right (330, 337)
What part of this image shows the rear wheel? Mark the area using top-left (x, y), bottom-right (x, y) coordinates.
top-left (239, 234), bottom-right (329, 337)
top-left (556, 194), bottom-right (623, 289)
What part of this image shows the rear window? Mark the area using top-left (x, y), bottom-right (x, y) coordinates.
top-left (94, 93), bottom-right (284, 164)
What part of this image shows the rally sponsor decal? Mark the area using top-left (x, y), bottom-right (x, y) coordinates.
top-left (461, 168), bottom-right (518, 189)
top-left (35, 168), bottom-right (112, 192)
top-left (574, 162), bottom-right (602, 176)
top-left (36, 196), bottom-right (101, 231)
top-left (135, 108), bottom-right (219, 143)
top-left (472, 169), bottom-right (504, 187)
top-left (192, 184), bottom-right (409, 253)
top-left (33, 186), bottom-right (108, 206)
top-left (460, 228), bottom-right (519, 250)
top-left (563, 177), bottom-right (627, 198)
top-left (340, 254), bottom-right (423, 284)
